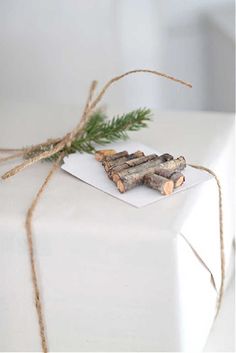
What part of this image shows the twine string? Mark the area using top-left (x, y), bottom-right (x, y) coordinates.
top-left (0, 138), bottom-right (62, 164)
top-left (65, 80), bottom-right (98, 148)
top-left (189, 164), bottom-right (224, 318)
top-left (0, 81), bottom-right (98, 177)
top-left (25, 154), bottom-right (64, 353)
top-left (0, 151), bottom-right (25, 163)
top-left (88, 69), bottom-right (192, 113)
top-left (22, 79), bottom-right (99, 353)
top-left (0, 148), bottom-right (24, 152)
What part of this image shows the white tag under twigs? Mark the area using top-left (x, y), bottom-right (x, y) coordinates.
top-left (61, 141), bottom-right (212, 208)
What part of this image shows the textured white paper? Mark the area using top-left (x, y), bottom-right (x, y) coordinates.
top-left (61, 141), bottom-right (212, 207)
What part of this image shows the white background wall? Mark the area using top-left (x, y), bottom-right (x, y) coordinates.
top-left (0, 0), bottom-right (235, 113)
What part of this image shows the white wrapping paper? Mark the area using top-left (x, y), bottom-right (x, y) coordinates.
top-left (0, 103), bottom-right (234, 351)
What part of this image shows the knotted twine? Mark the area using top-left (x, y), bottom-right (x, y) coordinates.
top-left (0, 69), bottom-right (225, 353)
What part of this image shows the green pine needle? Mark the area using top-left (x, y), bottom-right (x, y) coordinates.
top-left (26, 108), bottom-right (152, 161)
top-left (75, 107), bottom-right (152, 152)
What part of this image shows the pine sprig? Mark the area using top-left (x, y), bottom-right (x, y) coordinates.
top-left (79, 107), bottom-right (151, 147)
top-left (26, 108), bottom-right (152, 161)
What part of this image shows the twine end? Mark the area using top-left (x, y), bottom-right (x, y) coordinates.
top-left (1, 172), bottom-right (10, 180)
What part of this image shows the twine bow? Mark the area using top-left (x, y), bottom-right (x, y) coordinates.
top-left (0, 70), bottom-right (191, 180)
top-left (0, 70), bottom-right (225, 353)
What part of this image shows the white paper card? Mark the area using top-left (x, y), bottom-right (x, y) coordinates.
top-left (61, 141), bottom-right (212, 207)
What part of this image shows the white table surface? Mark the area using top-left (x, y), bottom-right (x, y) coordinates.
top-left (0, 103), bottom-right (234, 352)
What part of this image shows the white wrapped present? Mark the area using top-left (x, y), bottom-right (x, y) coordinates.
top-left (0, 103), bottom-right (234, 351)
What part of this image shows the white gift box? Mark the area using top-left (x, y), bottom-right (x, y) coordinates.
top-left (0, 103), bottom-right (234, 351)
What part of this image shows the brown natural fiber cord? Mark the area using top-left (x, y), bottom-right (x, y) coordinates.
top-left (0, 70), bottom-right (225, 352)
top-left (189, 164), bottom-right (225, 319)
top-left (22, 80), bottom-right (99, 353)
top-left (0, 151), bottom-right (25, 163)
top-left (0, 139), bottom-right (61, 164)
top-left (0, 81), bottom-right (97, 177)
top-left (0, 147), bottom-right (23, 152)
top-left (25, 155), bottom-right (64, 353)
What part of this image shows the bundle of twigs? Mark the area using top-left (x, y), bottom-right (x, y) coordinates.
top-left (96, 149), bottom-right (186, 195)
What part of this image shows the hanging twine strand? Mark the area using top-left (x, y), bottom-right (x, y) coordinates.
top-left (0, 70), bottom-right (225, 353)
top-left (189, 164), bottom-right (225, 319)
top-left (25, 154), bottom-right (64, 353)
top-left (22, 80), bottom-right (99, 353)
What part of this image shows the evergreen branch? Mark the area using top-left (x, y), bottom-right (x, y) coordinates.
top-left (25, 108), bottom-right (152, 161)
top-left (81, 108), bottom-right (150, 145)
